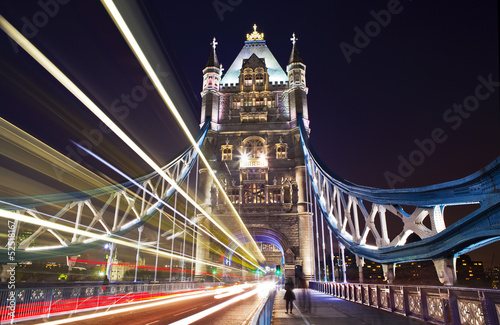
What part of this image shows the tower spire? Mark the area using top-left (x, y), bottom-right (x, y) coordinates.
top-left (206, 37), bottom-right (219, 67)
top-left (289, 33), bottom-right (303, 64)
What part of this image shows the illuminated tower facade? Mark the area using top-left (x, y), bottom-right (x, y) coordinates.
top-left (198, 25), bottom-right (314, 282)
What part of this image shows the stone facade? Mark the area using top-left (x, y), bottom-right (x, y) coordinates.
top-left (197, 27), bottom-right (314, 282)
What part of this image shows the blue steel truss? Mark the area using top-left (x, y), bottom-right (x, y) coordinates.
top-left (299, 115), bottom-right (500, 264)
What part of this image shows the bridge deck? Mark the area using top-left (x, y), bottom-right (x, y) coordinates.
top-left (272, 289), bottom-right (427, 325)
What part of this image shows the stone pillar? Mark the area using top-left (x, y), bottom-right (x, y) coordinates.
top-left (340, 245), bottom-right (347, 283)
top-left (195, 217), bottom-right (210, 282)
top-left (382, 263), bottom-right (395, 284)
top-left (194, 167), bottom-right (213, 282)
top-left (299, 213), bottom-right (314, 282)
top-left (295, 166), bottom-right (307, 213)
top-left (198, 168), bottom-right (213, 207)
top-left (1, 265), bottom-right (14, 282)
top-left (67, 255), bottom-right (78, 271)
top-left (433, 257), bottom-right (456, 286)
top-left (106, 243), bottom-right (115, 280)
top-left (356, 255), bottom-right (364, 283)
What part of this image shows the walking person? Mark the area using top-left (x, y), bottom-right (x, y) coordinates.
top-left (299, 276), bottom-right (311, 313)
top-left (284, 277), bottom-right (296, 314)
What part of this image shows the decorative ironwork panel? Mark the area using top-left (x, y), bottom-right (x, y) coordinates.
top-left (85, 287), bottom-right (94, 297)
top-left (427, 296), bottom-right (444, 320)
top-left (31, 289), bottom-right (44, 301)
top-left (380, 290), bottom-right (389, 308)
top-left (394, 292), bottom-right (404, 311)
top-left (371, 287), bottom-right (377, 307)
top-left (363, 286), bottom-right (369, 305)
top-left (16, 290), bottom-right (25, 303)
top-left (458, 299), bottom-right (485, 325)
top-left (408, 294), bottom-right (421, 315)
top-left (53, 289), bottom-right (63, 300)
top-left (70, 288), bottom-right (79, 298)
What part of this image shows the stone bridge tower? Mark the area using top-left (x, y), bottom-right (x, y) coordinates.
top-left (197, 26), bottom-right (314, 282)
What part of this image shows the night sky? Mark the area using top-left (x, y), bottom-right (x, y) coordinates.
top-left (0, 1), bottom-right (499, 266)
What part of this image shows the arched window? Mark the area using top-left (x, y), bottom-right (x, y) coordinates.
top-left (275, 138), bottom-right (288, 159)
top-left (255, 74), bottom-right (264, 86)
top-left (221, 146), bottom-right (232, 160)
top-left (244, 75), bottom-right (252, 86)
top-left (244, 138), bottom-right (265, 159)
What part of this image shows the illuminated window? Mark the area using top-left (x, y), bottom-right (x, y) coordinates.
top-left (244, 75), bottom-right (252, 86)
top-left (269, 188), bottom-right (281, 203)
top-left (255, 74), bottom-right (264, 86)
top-left (221, 145), bottom-right (233, 161)
top-left (244, 138), bottom-right (265, 158)
top-left (276, 145), bottom-right (287, 159)
top-left (244, 97), bottom-right (253, 107)
top-left (243, 183), bottom-right (265, 204)
top-left (275, 137), bottom-right (288, 159)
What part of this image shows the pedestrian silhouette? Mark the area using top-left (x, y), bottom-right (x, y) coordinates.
top-left (299, 276), bottom-right (311, 313)
top-left (284, 277), bottom-right (296, 314)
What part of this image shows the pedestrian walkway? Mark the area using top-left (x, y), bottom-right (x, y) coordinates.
top-left (272, 288), bottom-right (427, 325)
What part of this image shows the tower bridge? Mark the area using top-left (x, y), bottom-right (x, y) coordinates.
top-left (0, 3), bottom-right (499, 324)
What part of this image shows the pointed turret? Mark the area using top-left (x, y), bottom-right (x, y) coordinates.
top-left (286, 33), bottom-right (309, 122)
top-left (288, 34), bottom-right (303, 64)
top-left (205, 38), bottom-right (219, 68)
top-left (201, 37), bottom-right (222, 125)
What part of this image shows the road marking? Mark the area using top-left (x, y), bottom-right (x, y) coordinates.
top-left (173, 307), bottom-right (197, 316)
top-left (293, 302), bottom-right (311, 325)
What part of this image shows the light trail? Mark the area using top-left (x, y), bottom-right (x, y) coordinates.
top-left (74, 141), bottom-right (265, 270)
top-left (29, 286), bottom-right (238, 325)
top-left (169, 283), bottom-right (269, 324)
top-left (0, 208), bottom-right (228, 271)
top-left (100, 0), bottom-right (264, 263)
top-left (0, 198), bottom-right (254, 274)
top-left (0, 14), bottom-right (263, 270)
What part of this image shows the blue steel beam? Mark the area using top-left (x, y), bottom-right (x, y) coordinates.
top-left (299, 114), bottom-right (500, 264)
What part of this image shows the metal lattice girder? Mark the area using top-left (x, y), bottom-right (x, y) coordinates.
top-left (298, 115), bottom-right (500, 264)
top-left (0, 122), bottom-right (209, 263)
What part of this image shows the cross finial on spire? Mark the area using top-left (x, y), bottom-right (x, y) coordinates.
top-left (290, 33), bottom-right (297, 45)
top-left (211, 37), bottom-right (218, 50)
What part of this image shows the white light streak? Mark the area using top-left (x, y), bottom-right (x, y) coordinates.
top-left (0, 13), bottom-right (262, 270)
top-left (100, 0), bottom-right (264, 263)
top-left (169, 285), bottom-right (262, 325)
top-left (0, 209), bottom-right (221, 270)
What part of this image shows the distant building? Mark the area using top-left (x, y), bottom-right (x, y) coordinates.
top-left (486, 266), bottom-right (499, 289)
top-left (394, 261), bottom-right (440, 285)
top-left (456, 255), bottom-right (487, 287)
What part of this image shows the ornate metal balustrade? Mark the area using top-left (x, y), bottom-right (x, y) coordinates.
top-left (0, 281), bottom-right (224, 323)
top-left (299, 115), bottom-right (500, 284)
top-left (310, 281), bottom-right (500, 325)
